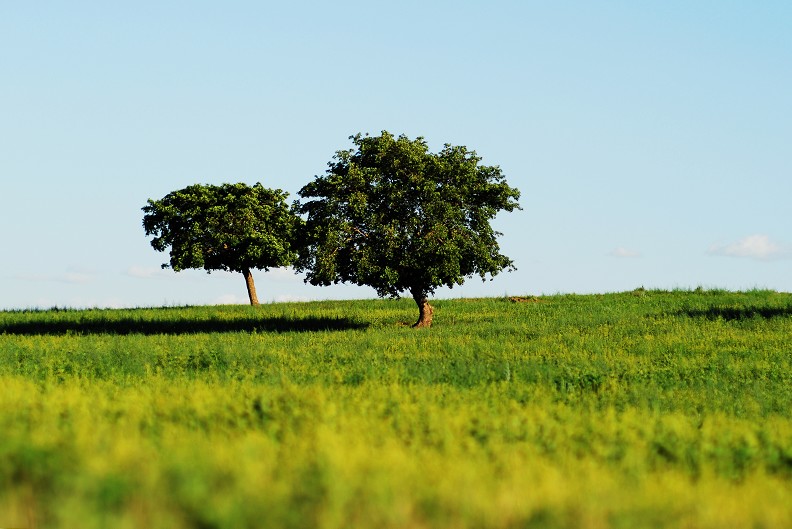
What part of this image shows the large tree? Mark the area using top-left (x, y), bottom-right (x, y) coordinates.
top-left (296, 132), bottom-right (521, 327)
top-left (142, 183), bottom-right (302, 306)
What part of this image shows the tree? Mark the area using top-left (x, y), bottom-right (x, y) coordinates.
top-left (296, 131), bottom-right (521, 327)
top-left (142, 183), bottom-right (302, 306)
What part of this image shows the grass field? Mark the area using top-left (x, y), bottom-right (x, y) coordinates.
top-left (1, 289), bottom-right (791, 528)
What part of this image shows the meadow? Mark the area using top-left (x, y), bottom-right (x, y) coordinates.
top-left (0, 289), bottom-right (791, 528)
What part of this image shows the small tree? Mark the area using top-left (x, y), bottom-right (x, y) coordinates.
top-left (296, 131), bottom-right (521, 327)
top-left (142, 183), bottom-right (302, 306)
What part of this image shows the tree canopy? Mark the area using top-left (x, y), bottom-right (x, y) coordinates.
top-left (142, 183), bottom-right (302, 305)
top-left (296, 131), bottom-right (521, 327)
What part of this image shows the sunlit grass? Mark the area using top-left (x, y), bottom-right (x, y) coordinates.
top-left (1, 290), bottom-right (791, 528)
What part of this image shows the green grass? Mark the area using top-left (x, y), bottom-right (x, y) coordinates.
top-left (1, 289), bottom-right (791, 528)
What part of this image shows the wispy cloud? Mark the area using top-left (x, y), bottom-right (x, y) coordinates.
top-left (708, 234), bottom-right (790, 260)
top-left (609, 247), bottom-right (641, 258)
top-left (212, 293), bottom-right (311, 305)
top-left (65, 297), bottom-right (127, 309)
top-left (275, 294), bottom-right (310, 303)
top-left (16, 268), bottom-right (96, 284)
top-left (125, 266), bottom-right (173, 279)
top-left (265, 267), bottom-right (302, 282)
top-left (126, 266), bottom-right (302, 281)
top-left (213, 294), bottom-right (249, 305)
top-left (62, 272), bottom-right (95, 284)
top-left (15, 273), bottom-right (51, 282)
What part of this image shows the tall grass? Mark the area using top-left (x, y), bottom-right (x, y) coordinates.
top-left (1, 290), bottom-right (791, 528)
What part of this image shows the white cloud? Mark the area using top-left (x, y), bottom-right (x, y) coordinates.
top-left (212, 293), bottom-right (311, 305)
top-left (125, 265), bottom-right (173, 279)
top-left (213, 294), bottom-right (249, 305)
top-left (15, 273), bottom-right (51, 282)
top-left (22, 297), bottom-right (128, 310)
top-left (66, 297), bottom-right (128, 309)
top-left (62, 272), bottom-right (94, 284)
top-left (274, 294), bottom-right (310, 303)
top-left (609, 247), bottom-right (641, 258)
top-left (708, 234), bottom-right (790, 260)
top-left (16, 270), bottom-right (96, 284)
top-left (265, 267), bottom-right (303, 282)
top-left (126, 266), bottom-right (303, 282)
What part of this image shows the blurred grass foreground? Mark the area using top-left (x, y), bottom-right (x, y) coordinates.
top-left (1, 290), bottom-right (791, 528)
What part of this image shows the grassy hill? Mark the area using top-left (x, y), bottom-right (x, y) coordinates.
top-left (1, 290), bottom-right (791, 528)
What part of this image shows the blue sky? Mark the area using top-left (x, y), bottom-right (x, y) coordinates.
top-left (1, 1), bottom-right (790, 309)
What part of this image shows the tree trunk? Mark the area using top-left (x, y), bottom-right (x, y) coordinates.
top-left (242, 268), bottom-right (260, 306)
top-left (411, 288), bottom-right (434, 328)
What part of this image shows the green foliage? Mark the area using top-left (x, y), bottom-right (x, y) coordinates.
top-left (143, 183), bottom-right (302, 275)
top-left (296, 132), bottom-right (521, 301)
top-left (1, 290), bottom-right (791, 528)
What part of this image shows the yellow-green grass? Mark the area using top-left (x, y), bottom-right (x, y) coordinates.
top-left (1, 290), bottom-right (790, 528)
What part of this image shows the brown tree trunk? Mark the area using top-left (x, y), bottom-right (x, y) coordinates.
top-left (242, 268), bottom-right (260, 306)
top-left (411, 288), bottom-right (433, 328)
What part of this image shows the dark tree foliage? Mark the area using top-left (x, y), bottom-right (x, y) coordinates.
top-left (296, 131), bottom-right (521, 327)
top-left (142, 183), bottom-right (302, 306)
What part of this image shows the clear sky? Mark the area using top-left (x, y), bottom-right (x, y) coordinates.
top-left (1, 1), bottom-right (790, 309)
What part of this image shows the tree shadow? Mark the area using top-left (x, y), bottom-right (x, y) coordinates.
top-left (679, 305), bottom-right (792, 321)
top-left (0, 316), bottom-right (368, 336)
